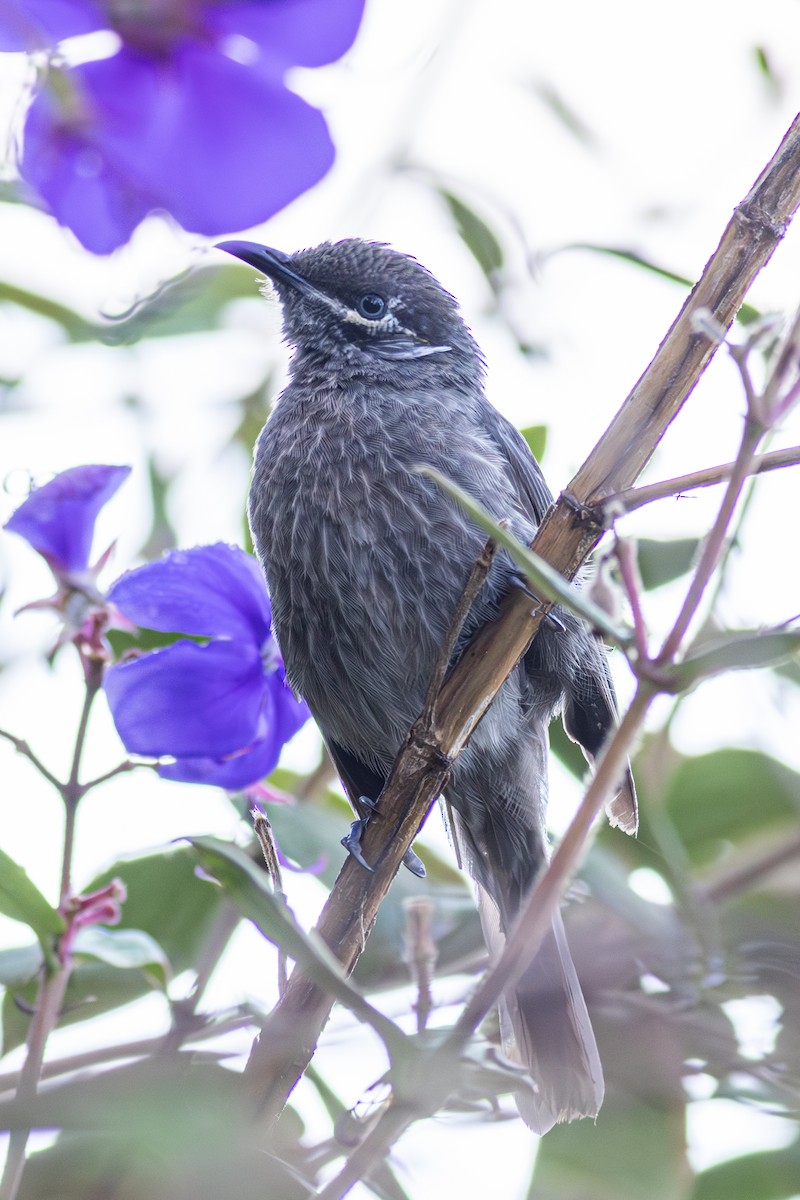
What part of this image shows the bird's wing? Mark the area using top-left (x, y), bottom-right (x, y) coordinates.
top-left (481, 405), bottom-right (554, 525)
top-left (484, 404), bottom-right (639, 835)
top-left (562, 642), bottom-right (639, 834)
top-left (322, 734), bottom-right (387, 816)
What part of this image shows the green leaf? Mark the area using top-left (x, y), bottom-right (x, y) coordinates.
top-left (530, 82), bottom-right (596, 147)
top-left (440, 190), bottom-right (504, 279)
top-left (0, 943), bottom-right (43, 987)
top-left (692, 1140), bottom-right (800, 1200)
top-left (529, 1094), bottom-right (689, 1200)
top-left (73, 927), bottom-right (169, 990)
top-left (187, 836), bottom-right (407, 1054)
top-left (637, 537), bottom-right (699, 590)
top-left (661, 749), bottom-right (800, 865)
top-left (87, 845), bottom-right (223, 973)
top-left (0, 849), bottom-right (65, 953)
top-left (566, 244), bottom-right (761, 323)
top-left (674, 629), bottom-right (800, 689)
top-left (420, 467), bottom-right (631, 644)
top-left (520, 424), bottom-right (548, 462)
top-left (97, 263), bottom-right (265, 344)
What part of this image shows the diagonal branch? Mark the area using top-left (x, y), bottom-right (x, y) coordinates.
top-left (244, 112), bottom-right (800, 1124)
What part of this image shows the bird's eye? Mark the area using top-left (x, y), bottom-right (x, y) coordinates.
top-left (356, 293), bottom-right (386, 319)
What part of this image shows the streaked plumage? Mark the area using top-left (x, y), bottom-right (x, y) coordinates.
top-left (219, 238), bottom-right (637, 1132)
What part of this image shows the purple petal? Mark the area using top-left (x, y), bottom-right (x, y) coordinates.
top-left (105, 639), bottom-right (265, 758)
top-left (0, 0), bottom-right (106, 51)
top-left (4, 464), bottom-right (130, 572)
top-left (263, 674), bottom-right (311, 748)
top-left (157, 731), bottom-right (286, 790)
top-left (108, 543), bottom-right (270, 645)
top-left (21, 46), bottom-right (334, 254)
top-left (211, 0), bottom-right (366, 69)
top-left (157, 669), bottom-right (309, 790)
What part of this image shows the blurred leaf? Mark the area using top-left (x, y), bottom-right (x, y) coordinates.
top-left (2, 958), bottom-right (163, 1056)
top-left (691, 1139), bottom-right (800, 1200)
top-left (0, 281), bottom-right (97, 342)
top-left (753, 45), bottom-right (782, 99)
top-left (520, 424), bottom-right (548, 462)
top-left (87, 845), bottom-right (223, 972)
top-left (637, 537), bottom-right (699, 590)
top-left (8, 1060), bottom-right (311, 1200)
top-left (73, 927), bottom-right (170, 989)
top-left (566, 245), bottom-right (761, 323)
top-left (0, 848), bottom-right (64, 956)
top-left (98, 264), bottom-right (264, 344)
top-left (675, 630), bottom-right (800, 688)
top-left (1, 263), bottom-right (265, 347)
top-left (440, 190), bottom-right (503, 280)
top-left (531, 81), bottom-right (596, 146)
top-left (2, 847), bottom-right (229, 1049)
top-left (659, 749), bottom-right (800, 866)
top-left (529, 1092), bottom-right (689, 1200)
top-left (138, 455), bottom-right (178, 561)
top-left (0, 943), bottom-right (42, 987)
top-left (187, 835), bottom-right (407, 1051)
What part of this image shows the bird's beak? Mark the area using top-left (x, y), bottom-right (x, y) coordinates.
top-left (215, 240), bottom-right (316, 297)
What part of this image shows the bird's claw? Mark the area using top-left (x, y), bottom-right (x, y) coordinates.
top-left (341, 819), bottom-right (374, 872)
top-left (346, 800), bottom-right (426, 877)
top-left (402, 847), bottom-right (426, 878)
top-left (509, 572), bottom-right (566, 631)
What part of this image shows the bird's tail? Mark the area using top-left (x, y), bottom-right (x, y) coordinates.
top-left (478, 890), bottom-right (604, 1133)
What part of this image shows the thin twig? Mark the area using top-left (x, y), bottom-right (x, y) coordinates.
top-left (419, 531), bottom-right (499, 724)
top-left (0, 728), bottom-right (63, 793)
top-left (79, 758), bottom-right (144, 791)
top-left (0, 962), bottom-right (72, 1200)
top-left (60, 669), bottom-right (102, 906)
top-left (0, 1009), bottom-right (258, 1096)
top-left (403, 898), bottom-right (437, 1035)
top-left (599, 443), bottom-right (800, 516)
top-left (252, 809), bottom-right (289, 995)
top-left (701, 830), bottom-right (800, 904)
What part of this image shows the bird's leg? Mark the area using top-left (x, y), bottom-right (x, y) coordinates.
top-left (341, 819), bottom-right (374, 872)
top-left (508, 572), bottom-right (567, 631)
top-left (341, 796), bottom-right (427, 878)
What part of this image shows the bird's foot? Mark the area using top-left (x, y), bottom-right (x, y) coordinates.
top-left (341, 819), bottom-right (374, 872)
top-left (509, 573), bottom-right (566, 631)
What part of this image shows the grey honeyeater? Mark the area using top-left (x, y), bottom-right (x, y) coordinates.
top-left (217, 237), bottom-right (637, 1133)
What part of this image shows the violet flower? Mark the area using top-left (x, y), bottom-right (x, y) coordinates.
top-left (105, 542), bottom-right (309, 789)
top-left (0, 0), bottom-right (366, 254)
top-left (4, 463), bottom-right (130, 582)
top-left (4, 464), bottom-right (131, 656)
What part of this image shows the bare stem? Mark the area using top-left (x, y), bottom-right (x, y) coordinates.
top-left (59, 667), bottom-right (102, 905)
top-left (657, 418), bottom-right (765, 664)
top-left (600, 443), bottom-right (800, 516)
top-left (0, 962), bottom-right (73, 1200)
top-left (0, 728), bottom-right (63, 793)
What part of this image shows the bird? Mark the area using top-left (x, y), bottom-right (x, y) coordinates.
top-left (216, 237), bottom-right (637, 1133)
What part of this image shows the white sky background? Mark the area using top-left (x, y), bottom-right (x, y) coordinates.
top-left (1, 0), bottom-right (800, 1195)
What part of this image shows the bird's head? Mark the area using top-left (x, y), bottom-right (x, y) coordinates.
top-left (216, 238), bottom-right (482, 379)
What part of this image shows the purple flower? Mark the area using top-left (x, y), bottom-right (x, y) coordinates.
top-left (105, 543), bottom-right (309, 789)
top-left (1, 0), bottom-right (365, 253)
top-left (5, 464), bottom-right (130, 579)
